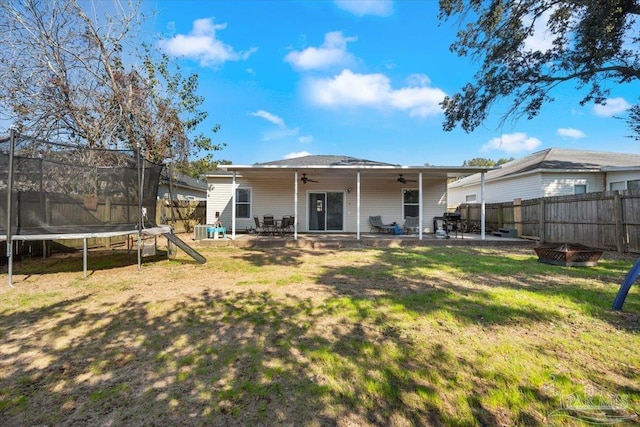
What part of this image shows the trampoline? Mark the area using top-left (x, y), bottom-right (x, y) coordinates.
top-left (0, 131), bottom-right (174, 285)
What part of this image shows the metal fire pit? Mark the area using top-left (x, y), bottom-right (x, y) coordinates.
top-left (534, 243), bottom-right (603, 267)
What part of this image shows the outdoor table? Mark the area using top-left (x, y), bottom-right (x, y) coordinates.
top-left (207, 226), bottom-right (226, 239)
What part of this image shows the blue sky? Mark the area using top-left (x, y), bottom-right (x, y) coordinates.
top-left (144, 0), bottom-right (640, 166)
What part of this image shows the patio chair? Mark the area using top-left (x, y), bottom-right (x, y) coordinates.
top-left (275, 216), bottom-right (291, 236)
top-left (263, 214), bottom-right (275, 235)
top-left (253, 216), bottom-right (266, 235)
top-left (369, 215), bottom-right (395, 234)
top-left (404, 216), bottom-right (420, 234)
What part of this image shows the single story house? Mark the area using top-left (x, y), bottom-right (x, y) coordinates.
top-left (158, 169), bottom-right (207, 201)
top-left (448, 148), bottom-right (640, 207)
top-left (204, 155), bottom-right (492, 239)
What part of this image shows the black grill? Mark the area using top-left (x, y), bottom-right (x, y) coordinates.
top-left (443, 212), bottom-right (461, 221)
top-left (442, 212), bottom-right (463, 238)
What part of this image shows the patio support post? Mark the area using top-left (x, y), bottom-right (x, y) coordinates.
top-left (231, 172), bottom-right (236, 240)
top-left (419, 172), bottom-right (423, 240)
top-left (356, 171), bottom-right (361, 240)
top-left (480, 171), bottom-right (486, 240)
top-left (294, 172), bottom-right (298, 240)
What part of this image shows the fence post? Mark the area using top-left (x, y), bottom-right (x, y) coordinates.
top-left (613, 191), bottom-right (625, 253)
top-left (497, 204), bottom-right (503, 228)
top-left (538, 197), bottom-right (545, 244)
top-left (513, 198), bottom-right (522, 237)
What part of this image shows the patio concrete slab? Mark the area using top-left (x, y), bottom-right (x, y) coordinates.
top-left (193, 232), bottom-right (536, 250)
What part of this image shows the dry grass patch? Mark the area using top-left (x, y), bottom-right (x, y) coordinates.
top-left (0, 244), bottom-right (638, 426)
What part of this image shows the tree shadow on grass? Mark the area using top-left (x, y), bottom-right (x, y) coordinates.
top-left (4, 249), bottom-right (209, 279)
top-left (1, 251), bottom-right (638, 426)
top-left (1, 286), bottom-right (503, 426)
top-left (234, 247), bottom-right (325, 268)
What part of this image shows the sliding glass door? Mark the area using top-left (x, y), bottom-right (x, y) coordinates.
top-left (308, 192), bottom-right (344, 231)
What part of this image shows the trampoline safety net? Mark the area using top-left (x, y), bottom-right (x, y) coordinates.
top-left (0, 135), bottom-right (163, 236)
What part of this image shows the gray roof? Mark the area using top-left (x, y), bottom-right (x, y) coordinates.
top-left (451, 148), bottom-right (640, 186)
top-left (209, 154), bottom-right (494, 179)
top-left (160, 170), bottom-right (207, 191)
top-left (255, 155), bottom-right (397, 167)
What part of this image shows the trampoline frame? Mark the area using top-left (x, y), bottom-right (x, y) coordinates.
top-left (1, 129), bottom-right (167, 287)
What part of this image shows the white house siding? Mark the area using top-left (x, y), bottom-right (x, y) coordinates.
top-left (448, 173), bottom-right (542, 206)
top-left (207, 174), bottom-right (448, 233)
top-left (605, 170), bottom-right (640, 190)
top-left (206, 179), bottom-right (235, 227)
top-left (541, 173), bottom-right (604, 197)
top-left (357, 177), bottom-right (446, 233)
top-left (158, 184), bottom-right (206, 201)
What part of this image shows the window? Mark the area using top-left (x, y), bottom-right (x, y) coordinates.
top-left (465, 194), bottom-right (477, 203)
top-left (403, 189), bottom-right (419, 218)
top-left (235, 188), bottom-right (251, 218)
top-left (574, 184), bottom-right (587, 194)
top-left (628, 180), bottom-right (640, 191)
top-left (610, 181), bottom-right (625, 191)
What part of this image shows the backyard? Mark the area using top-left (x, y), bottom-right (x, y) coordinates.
top-left (0, 243), bottom-right (639, 426)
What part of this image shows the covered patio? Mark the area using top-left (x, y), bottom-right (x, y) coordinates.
top-left (195, 230), bottom-right (531, 250)
top-left (206, 155), bottom-right (494, 241)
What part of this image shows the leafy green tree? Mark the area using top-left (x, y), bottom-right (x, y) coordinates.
top-left (462, 157), bottom-right (513, 167)
top-left (178, 156), bottom-right (232, 179)
top-left (439, 0), bottom-right (640, 134)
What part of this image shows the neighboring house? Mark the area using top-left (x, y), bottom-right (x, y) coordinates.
top-left (158, 169), bottom-right (207, 201)
top-left (448, 148), bottom-right (640, 207)
top-left (602, 166), bottom-right (640, 191)
top-left (204, 155), bottom-right (490, 238)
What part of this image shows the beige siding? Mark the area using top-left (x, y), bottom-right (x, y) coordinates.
top-left (449, 172), bottom-right (606, 206)
top-left (207, 174), bottom-right (449, 233)
top-left (541, 173), bottom-right (604, 196)
top-left (605, 170), bottom-right (640, 190)
top-left (448, 173), bottom-right (542, 205)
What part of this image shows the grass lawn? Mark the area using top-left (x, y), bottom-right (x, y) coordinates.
top-left (0, 244), bottom-right (639, 426)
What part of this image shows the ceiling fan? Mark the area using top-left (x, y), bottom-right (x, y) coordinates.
top-left (301, 173), bottom-right (319, 184)
top-left (397, 174), bottom-right (416, 184)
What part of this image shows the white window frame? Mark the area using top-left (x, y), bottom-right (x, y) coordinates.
top-left (610, 181), bottom-right (626, 191)
top-left (402, 189), bottom-right (419, 218)
top-left (574, 184), bottom-right (587, 194)
top-left (628, 179), bottom-right (640, 191)
top-left (465, 194), bottom-right (477, 203)
top-left (235, 187), bottom-right (252, 219)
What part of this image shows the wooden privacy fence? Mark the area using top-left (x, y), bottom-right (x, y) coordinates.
top-left (156, 200), bottom-right (206, 233)
top-left (457, 190), bottom-right (640, 253)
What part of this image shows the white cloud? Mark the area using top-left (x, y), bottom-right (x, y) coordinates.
top-left (557, 128), bottom-right (586, 139)
top-left (481, 133), bottom-right (542, 153)
top-left (524, 9), bottom-right (555, 52)
top-left (263, 127), bottom-right (300, 141)
top-left (250, 110), bottom-right (285, 128)
top-left (298, 135), bottom-right (313, 144)
top-left (305, 70), bottom-right (446, 117)
top-left (593, 97), bottom-right (631, 117)
top-left (334, 0), bottom-right (393, 17)
top-left (158, 18), bottom-right (257, 67)
top-left (284, 151), bottom-right (311, 159)
top-left (285, 31), bottom-right (357, 71)
top-left (250, 110), bottom-right (305, 141)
